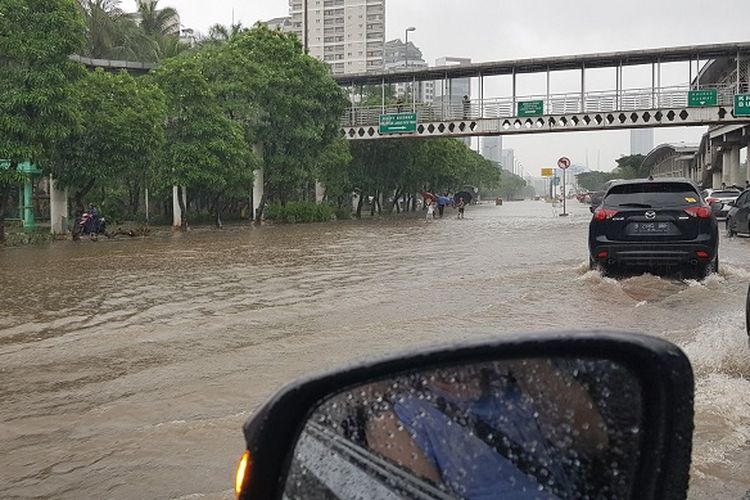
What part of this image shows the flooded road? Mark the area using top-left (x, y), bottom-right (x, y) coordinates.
top-left (1, 200), bottom-right (749, 499)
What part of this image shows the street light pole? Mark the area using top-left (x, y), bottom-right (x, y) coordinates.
top-left (303, 0), bottom-right (309, 54)
top-left (404, 27), bottom-right (416, 105)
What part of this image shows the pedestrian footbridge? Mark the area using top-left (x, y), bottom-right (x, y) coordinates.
top-left (334, 42), bottom-right (750, 140)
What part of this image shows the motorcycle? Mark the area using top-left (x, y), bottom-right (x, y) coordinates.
top-left (72, 211), bottom-right (107, 240)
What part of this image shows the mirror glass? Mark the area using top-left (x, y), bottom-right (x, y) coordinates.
top-left (282, 357), bottom-right (643, 500)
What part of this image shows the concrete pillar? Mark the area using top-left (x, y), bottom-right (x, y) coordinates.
top-left (49, 175), bottom-right (68, 234)
top-left (22, 175), bottom-right (34, 231)
top-left (723, 148), bottom-right (741, 187)
top-left (315, 181), bottom-right (325, 204)
top-left (252, 143), bottom-right (264, 220)
top-left (712, 170), bottom-right (722, 189)
top-left (172, 186), bottom-right (185, 228)
top-left (252, 168), bottom-right (264, 219)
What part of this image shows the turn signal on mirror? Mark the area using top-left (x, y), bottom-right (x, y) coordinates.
top-left (235, 450), bottom-right (251, 499)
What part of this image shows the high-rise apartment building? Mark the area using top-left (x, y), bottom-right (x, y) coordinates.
top-left (383, 39), bottom-right (433, 103)
top-left (630, 129), bottom-right (655, 156)
top-left (481, 136), bottom-right (503, 164)
top-left (287, 0), bottom-right (385, 75)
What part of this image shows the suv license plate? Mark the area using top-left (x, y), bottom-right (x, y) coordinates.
top-left (634, 222), bottom-right (670, 233)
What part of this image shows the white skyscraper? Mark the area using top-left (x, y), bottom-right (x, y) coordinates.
top-left (631, 129), bottom-right (655, 156)
top-left (481, 136), bottom-right (503, 164)
top-left (287, 0), bottom-right (385, 75)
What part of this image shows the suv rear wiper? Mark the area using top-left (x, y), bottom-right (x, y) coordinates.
top-left (617, 202), bottom-right (652, 208)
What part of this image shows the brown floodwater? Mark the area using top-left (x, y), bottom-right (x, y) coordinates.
top-left (1, 201), bottom-right (749, 499)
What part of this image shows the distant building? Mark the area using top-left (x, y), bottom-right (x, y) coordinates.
top-left (433, 57), bottom-right (472, 145)
top-left (641, 143), bottom-right (700, 179)
top-left (481, 137), bottom-right (503, 164)
top-left (433, 56), bottom-right (472, 104)
top-left (262, 16), bottom-right (291, 31)
top-left (287, 0), bottom-right (385, 75)
top-left (383, 38), bottom-right (433, 103)
top-left (631, 129), bottom-right (654, 156)
top-left (500, 149), bottom-right (515, 173)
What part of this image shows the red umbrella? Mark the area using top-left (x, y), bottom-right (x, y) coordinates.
top-left (422, 192), bottom-right (437, 202)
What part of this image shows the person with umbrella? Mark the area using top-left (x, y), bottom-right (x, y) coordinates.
top-left (437, 194), bottom-right (452, 218)
top-left (456, 196), bottom-right (466, 219)
top-left (454, 191), bottom-right (473, 219)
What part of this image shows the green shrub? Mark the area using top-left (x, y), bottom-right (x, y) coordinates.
top-left (334, 207), bottom-right (352, 220)
top-left (265, 202), bottom-right (333, 223)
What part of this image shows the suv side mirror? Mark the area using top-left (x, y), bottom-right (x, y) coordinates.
top-left (236, 331), bottom-right (694, 500)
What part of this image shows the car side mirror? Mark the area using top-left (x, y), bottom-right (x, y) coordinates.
top-left (727, 200), bottom-right (736, 207)
top-left (236, 332), bottom-right (694, 500)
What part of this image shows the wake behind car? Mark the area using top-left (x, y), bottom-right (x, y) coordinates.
top-left (589, 178), bottom-right (718, 278)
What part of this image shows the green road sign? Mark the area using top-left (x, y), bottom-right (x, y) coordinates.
top-left (552, 176), bottom-right (561, 186)
top-left (379, 112), bottom-right (417, 134)
top-left (688, 89), bottom-right (718, 107)
top-left (517, 100), bottom-right (544, 117)
top-left (734, 94), bottom-right (750, 116)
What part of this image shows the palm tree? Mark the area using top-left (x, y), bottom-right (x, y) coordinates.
top-left (204, 22), bottom-right (247, 44)
top-left (133, 0), bottom-right (188, 60)
top-left (135, 0), bottom-right (180, 38)
top-left (78, 0), bottom-right (157, 60)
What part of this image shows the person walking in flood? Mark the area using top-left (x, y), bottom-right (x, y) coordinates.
top-left (426, 200), bottom-right (436, 222)
top-left (457, 197), bottom-right (466, 219)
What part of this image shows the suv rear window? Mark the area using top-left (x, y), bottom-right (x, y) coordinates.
top-left (604, 182), bottom-right (701, 208)
top-left (709, 190), bottom-right (740, 197)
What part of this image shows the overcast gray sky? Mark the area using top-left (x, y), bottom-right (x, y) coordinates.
top-left (122, 0), bottom-right (750, 175)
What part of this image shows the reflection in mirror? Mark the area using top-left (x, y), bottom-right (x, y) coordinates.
top-left (282, 357), bottom-right (643, 500)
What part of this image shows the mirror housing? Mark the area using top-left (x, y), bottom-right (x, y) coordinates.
top-left (238, 331), bottom-right (693, 500)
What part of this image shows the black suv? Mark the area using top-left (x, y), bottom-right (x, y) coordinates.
top-left (588, 178), bottom-right (718, 277)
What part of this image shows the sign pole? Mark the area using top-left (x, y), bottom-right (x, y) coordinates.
top-left (557, 156), bottom-right (571, 217)
top-left (562, 168), bottom-right (567, 216)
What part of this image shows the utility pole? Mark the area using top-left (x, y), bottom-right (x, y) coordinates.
top-left (303, 0), bottom-right (309, 54)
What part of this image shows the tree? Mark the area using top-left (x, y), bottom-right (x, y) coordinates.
top-left (153, 55), bottom-right (256, 229)
top-left (132, 0), bottom-right (188, 61)
top-left (204, 22), bottom-right (247, 44)
top-left (77, 0), bottom-right (157, 60)
top-left (46, 69), bottom-right (167, 214)
top-left (218, 27), bottom-right (348, 216)
top-left (613, 154), bottom-right (648, 178)
top-left (0, 0), bottom-right (85, 242)
top-left (576, 171), bottom-right (618, 191)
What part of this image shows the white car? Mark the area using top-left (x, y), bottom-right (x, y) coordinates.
top-left (702, 188), bottom-right (742, 220)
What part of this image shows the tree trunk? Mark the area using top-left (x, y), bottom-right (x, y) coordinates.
top-left (376, 192), bottom-right (382, 215)
top-left (355, 192), bottom-right (364, 218)
top-left (392, 188), bottom-right (402, 214)
top-left (177, 185), bottom-right (188, 231)
top-left (370, 191), bottom-right (376, 216)
top-left (0, 184), bottom-right (9, 244)
top-left (74, 177), bottom-right (97, 211)
top-left (214, 194), bottom-right (223, 229)
top-left (411, 193), bottom-right (417, 212)
top-left (129, 179), bottom-right (141, 217)
top-left (254, 192), bottom-right (267, 223)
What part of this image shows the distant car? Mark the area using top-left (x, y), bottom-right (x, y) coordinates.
top-left (725, 188), bottom-right (750, 237)
top-left (588, 191), bottom-right (604, 211)
top-left (589, 178), bottom-right (718, 278)
top-left (701, 188), bottom-right (741, 220)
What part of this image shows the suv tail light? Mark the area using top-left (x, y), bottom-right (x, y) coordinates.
top-left (684, 206), bottom-right (711, 219)
top-left (594, 208), bottom-right (619, 221)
